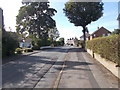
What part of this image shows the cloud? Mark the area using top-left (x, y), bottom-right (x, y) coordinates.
top-left (0, 0), bottom-right (22, 31)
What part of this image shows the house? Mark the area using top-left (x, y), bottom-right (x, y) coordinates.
top-left (80, 33), bottom-right (90, 41)
top-left (89, 27), bottom-right (111, 40)
top-left (19, 38), bottom-right (32, 48)
top-left (66, 38), bottom-right (75, 46)
top-left (117, 1), bottom-right (120, 29)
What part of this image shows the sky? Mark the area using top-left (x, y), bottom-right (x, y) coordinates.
top-left (0, 0), bottom-right (119, 41)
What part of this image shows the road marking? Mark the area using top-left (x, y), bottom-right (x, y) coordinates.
top-left (52, 49), bottom-right (70, 89)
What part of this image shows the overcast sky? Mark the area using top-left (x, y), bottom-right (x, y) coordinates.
top-left (0, 0), bottom-right (119, 41)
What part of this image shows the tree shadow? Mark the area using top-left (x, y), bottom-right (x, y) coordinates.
top-left (54, 61), bottom-right (92, 71)
top-left (2, 47), bottom-right (92, 88)
top-left (42, 47), bottom-right (86, 53)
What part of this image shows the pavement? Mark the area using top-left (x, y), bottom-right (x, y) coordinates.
top-left (2, 46), bottom-right (119, 89)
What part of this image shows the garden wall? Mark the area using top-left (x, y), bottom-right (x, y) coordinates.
top-left (86, 35), bottom-right (120, 78)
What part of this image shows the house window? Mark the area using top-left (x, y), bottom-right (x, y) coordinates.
top-left (108, 33), bottom-right (110, 36)
top-left (94, 34), bottom-right (96, 37)
top-left (102, 34), bottom-right (105, 37)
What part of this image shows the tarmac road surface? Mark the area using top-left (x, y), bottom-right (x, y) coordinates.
top-left (2, 46), bottom-right (119, 89)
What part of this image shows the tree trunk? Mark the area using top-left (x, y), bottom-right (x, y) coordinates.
top-left (82, 26), bottom-right (86, 49)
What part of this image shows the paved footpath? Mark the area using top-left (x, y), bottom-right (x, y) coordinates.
top-left (2, 46), bottom-right (119, 89)
top-left (58, 48), bottom-right (119, 88)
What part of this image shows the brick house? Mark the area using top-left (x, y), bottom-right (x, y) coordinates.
top-left (89, 27), bottom-right (111, 40)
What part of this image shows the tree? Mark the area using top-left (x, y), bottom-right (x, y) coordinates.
top-left (63, 2), bottom-right (103, 47)
top-left (74, 37), bottom-right (79, 46)
top-left (112, 29), bottom-right (120, 35)
top-left (48, 27), bottom-right (60, 42)
top-left (16, 2), bottom-right (57, 48)
top-left (16, 2), bottom-right (57, 39)
top-left (59, 38), bottom-right (65, 46)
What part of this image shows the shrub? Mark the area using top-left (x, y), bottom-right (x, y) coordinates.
top-left (26, 48), bottom-right (33, 52)
top-left (15, 48), bottom-right (22, 54)
top-left (31, 38), bottom-right (51, 50)
top-left (86, 35), bottom-right (120, 65)
top-left (112, 29), bottom-right (120, 35)
top-left (23, 48), bottom-right (33, 52)
top-left (31, 38), bottom-right (41, 50)
top-left (2, 31), bottom-right (19, 57)
top-left (79, 40), bottom-right (84, 48)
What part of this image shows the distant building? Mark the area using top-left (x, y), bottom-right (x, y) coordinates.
top-left (66, 38), bottom-right (75, 46)
top-left (0, 8), bottom-right (4, 30)
top-left (80, 33), bottom-right (90, 41)
top-left (117, 1), bottom-right (120, 29)
top-left (89, 27), bottom-right (111, 40)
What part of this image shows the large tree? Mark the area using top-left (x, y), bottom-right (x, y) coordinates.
top-left (16, 2), bottom-right (57, 39)
top-left (112, 29), bottom-right (120, 35)
top-left (48, 27), bottom-right (60, 42)
top-left (63, 1), bottom-right (103, 47)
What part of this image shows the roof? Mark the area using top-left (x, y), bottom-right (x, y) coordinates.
top-left (80, 33), bottom-right (90, 38)
top-left (91, 27), bottom-right (111, 35)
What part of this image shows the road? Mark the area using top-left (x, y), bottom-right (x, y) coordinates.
top-left (2, 46), bottom-right (119, 89)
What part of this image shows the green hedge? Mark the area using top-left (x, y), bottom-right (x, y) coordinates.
top-left (31, 38), bottom-right (51, 50)
top-left (86, 35), bottom-right (120, 65)
top-left (2, 31), bottom-right (19, 57)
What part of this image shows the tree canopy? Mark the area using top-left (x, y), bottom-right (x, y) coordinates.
top-left (112, 29), bottom-right (120, 35)
top-left (48, 27), bottom-right (60, 42)
top-left (63, 2), bottom-right (104, 44)
top-left (16, 2), bottom-right (57, 39)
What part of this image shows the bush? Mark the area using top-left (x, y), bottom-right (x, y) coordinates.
top-left (112, 29), bottom-right (120, 35)
top-left (31, 38), bottom-right (41, 50)
top-left (26, 48), bottom-right (33, 52)
top-left (23, 48), bottom-right (33, 52)
top-left (79, 40), bottom-right (84, 48)
top-left (15, 48), bottom-right (22, 54)
top-left (86, 35), bottom-right (120, 65)
top-left (2, 31), bottom-right (19, 57)
top-left (31, 38), bottom-right (51, 50)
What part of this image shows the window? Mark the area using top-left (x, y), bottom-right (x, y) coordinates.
top-left (102, 34), bottom-right (105, 37)
top-left (108, 33), bottom-right (110, 36)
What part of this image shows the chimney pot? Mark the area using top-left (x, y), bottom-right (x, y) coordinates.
top-left (98, 27), bottom-right (99, 30)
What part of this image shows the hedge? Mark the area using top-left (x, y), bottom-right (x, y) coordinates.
top-left (86, 35), bottom-right (120, 65)
top-left (2, 31), bottom-right (19, 57)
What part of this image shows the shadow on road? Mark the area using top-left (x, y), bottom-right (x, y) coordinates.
top-left (2, 47), bottom-right (92, 87)
top-left (42, 47), bottom-right (86, 53)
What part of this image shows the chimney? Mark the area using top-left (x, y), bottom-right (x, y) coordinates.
top-left (97, 27), bottom-right (99, 30)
